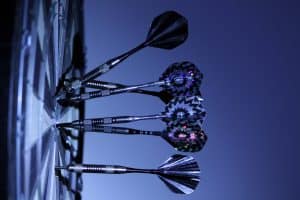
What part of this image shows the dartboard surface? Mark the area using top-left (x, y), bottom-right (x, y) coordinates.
top-left (7, 0), bottom-right (85, 199)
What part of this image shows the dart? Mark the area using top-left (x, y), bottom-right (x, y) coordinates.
top-left (65, 61), bottom-right (202, 103)
top-left (57, 95), bottom-right (206, 129)
top-left (82, 11), bottom-right (188, 82)
top-left (56, 154), bottom-right (200, 194)
top-left (63, 10), bottom-right (188, 94)
top-left (59, 123), bottom-right (207, 152)
top-left (83, 79), bottom-right (175, 104)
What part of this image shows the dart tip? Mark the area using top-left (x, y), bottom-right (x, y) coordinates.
top-left (56, 122), bottom-right (72, 128)
top-left (55, 166), bottom-right (68, 170)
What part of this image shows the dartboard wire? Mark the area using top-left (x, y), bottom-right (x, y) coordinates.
top-left (10, 14), bottom-right (32, 200)
top-left (53, 1), bottom-right (78, 198)
top-left (45, 135), bottom-right (57, 200)
top-left (56, 1), bottom-right (85, 198)
top-left (6, 1), bottom-right (83, 199)
top-left (39, 0), bottom-right (74, 199)
top-left (23, 88), bottom-right (56, 198)
top-left (28, 127), bottom-right (52, 199)
top-left (55, 137), bottom-right (80, 196)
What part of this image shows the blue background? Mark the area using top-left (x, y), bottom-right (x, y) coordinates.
top-left (83, 0), bottom-right (300, 199)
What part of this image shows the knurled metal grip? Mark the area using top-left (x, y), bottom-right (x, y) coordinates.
top-left (82, 63), bottom-right (111, 83)
top-left (68, 164), bottom-right (127, 174)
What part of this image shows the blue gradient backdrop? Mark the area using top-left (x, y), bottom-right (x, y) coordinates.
top-left (83, 0), bottom-right (300, 199)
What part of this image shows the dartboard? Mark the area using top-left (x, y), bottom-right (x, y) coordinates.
top-left (6, 0), bottom-right (85, 199)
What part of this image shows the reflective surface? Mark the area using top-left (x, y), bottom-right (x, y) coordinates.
top-left (158, 154), bottom-right (200, 194)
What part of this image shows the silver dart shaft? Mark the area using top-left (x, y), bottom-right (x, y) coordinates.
top-left (56, 114), bottom-right (166, 128)
top-left (69, 80), bottom-right (167, 102)
top-left (57, 164), bottom-right (158, 174)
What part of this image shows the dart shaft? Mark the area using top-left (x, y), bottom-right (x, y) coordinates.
top-left (84, 80), bottom-right (120, 89)
top-left (68, 164), bottom-right (128, 174)
top-left (69, 80), bottom-right (166, 102)
top-left (81, 63), bottom-right (112, 84)
top-left (108, 80), bottom-right (165, 93)
top-left (81, 43), bottom-right (146, 83)
top-left (66, 164), bottom-right (158, 174)
top-left (85, 80), bottom-right (165, 90)
top-left (80, 125), bottom-right (162, 136)
top-left (84, 80), bottom-right (169, 100)
top-left (63, 114), bottom-right (164, 127)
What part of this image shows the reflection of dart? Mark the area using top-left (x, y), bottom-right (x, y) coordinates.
top-left (56, 154), bottom-right (200, 194)
top-left (57, 96), bottom-right (206, 129)
top-left (66, 61), bottom-right (203, 102)
top-left (79, 10), bottom-right (188, 85)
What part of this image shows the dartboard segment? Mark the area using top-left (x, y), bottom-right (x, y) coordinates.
top-left (7, 0), bottom-right (85, 199)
